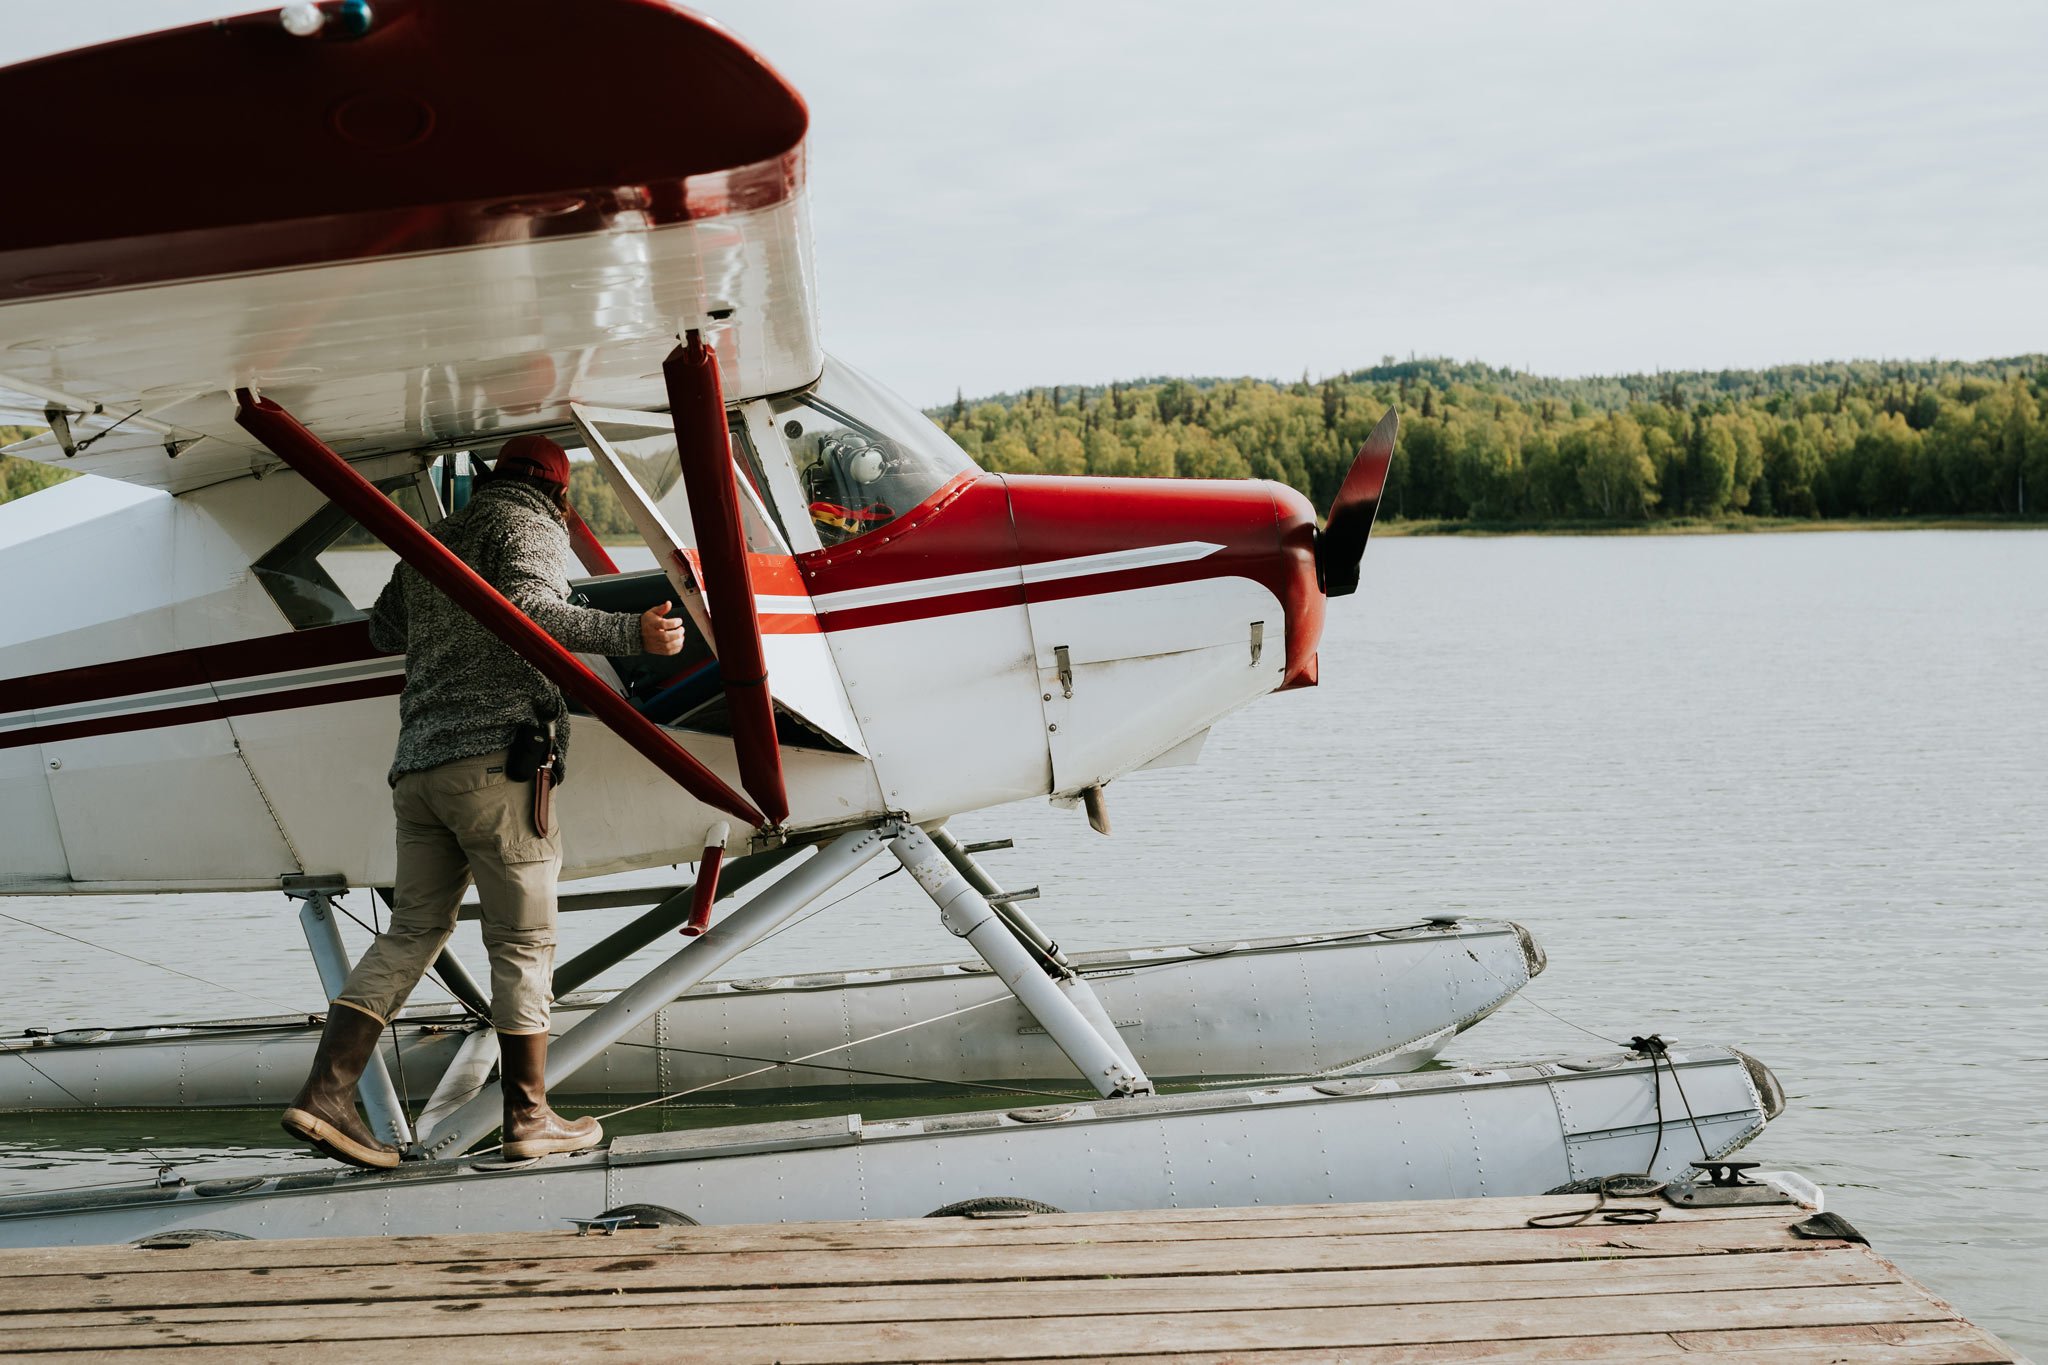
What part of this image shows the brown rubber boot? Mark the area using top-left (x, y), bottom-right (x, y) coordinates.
top-left (499, 1031), bottom-right (603, 1160)
top-left (280, 1004), bottom-right (401, 1169)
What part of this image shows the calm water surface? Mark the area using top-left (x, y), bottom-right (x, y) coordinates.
top-left (2, 531), bottom-right (2043, 1353)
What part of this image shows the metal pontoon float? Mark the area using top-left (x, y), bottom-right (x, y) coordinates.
top-left (0, 918), bottom-right (1544, 1113)
top-left (0, 1042), bottom-right (1781, 1248)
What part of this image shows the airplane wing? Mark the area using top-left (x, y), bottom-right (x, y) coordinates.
top-left (0, 0), bottom-right (818, 496)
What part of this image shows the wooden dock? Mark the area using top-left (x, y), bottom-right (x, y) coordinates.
top-left (0, 1195), bottom-right (2018, 1362)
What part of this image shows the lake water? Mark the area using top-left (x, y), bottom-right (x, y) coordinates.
top-left (3, 530), bottom-right (2043, 1355)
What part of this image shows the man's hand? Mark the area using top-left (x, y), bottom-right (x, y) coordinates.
top-left (641, 602), bottom-right (686, 656)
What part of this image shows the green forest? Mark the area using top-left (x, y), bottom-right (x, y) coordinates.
top-left (933, 355), bottom-right (2048, 528)
top-left (6, 354), bottom-right (2046, 529)
top-left (0, 429), bottom-right (68, 503)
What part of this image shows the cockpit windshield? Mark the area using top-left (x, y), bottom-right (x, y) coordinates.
top-left (771, 358), bottom-right (977, 547)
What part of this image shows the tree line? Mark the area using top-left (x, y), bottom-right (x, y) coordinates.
top-left (7, 355), bottom-right (2046, 526)
top-left (0, 428), bottom-right (70, 504)
top-left (934, 356), bottom-right (2048, 524)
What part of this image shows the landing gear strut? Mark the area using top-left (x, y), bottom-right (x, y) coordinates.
top-left (893, 825), bottom-right (1151, 1099)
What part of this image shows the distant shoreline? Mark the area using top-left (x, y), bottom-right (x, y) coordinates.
top-left (326, 517), bottom-right (2047, 554)
top-left (1373, 515), bottom-right (2046, 538)
top-left (578, 515), bottom-right (2048, 547)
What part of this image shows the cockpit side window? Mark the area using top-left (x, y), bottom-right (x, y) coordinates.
top-left (771, 359), bottom-right (977, 548)
top-left (255, 475), bottom-right (432, 629)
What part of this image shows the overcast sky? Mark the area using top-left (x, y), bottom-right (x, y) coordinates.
top-left (11, 2), bottom-right (2045, 404)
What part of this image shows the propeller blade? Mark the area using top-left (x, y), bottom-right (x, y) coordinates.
top-left (1314, 406), bottom-right (1398, 597)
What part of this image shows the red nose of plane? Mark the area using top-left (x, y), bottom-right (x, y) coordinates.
top-left (1269, 481), bottom-right (1325, 689)
top-left (1003, 474), bottom-right (1327, 691)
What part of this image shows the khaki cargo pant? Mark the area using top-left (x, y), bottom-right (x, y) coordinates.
top-left (336, 751), bottom-right (560, 1034)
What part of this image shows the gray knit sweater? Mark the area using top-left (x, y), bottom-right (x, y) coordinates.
top-left (368, 480), bottom-right (643, 784)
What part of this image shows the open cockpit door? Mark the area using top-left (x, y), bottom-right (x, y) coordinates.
top-left (567, 405), bottom-right (721, 649)
top-left (569, 402), bottom-right (869, 762)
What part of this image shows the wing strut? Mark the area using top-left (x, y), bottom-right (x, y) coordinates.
top-left (233, 390), bottom-right (766, 830)
top-left (663, 332), bottom-right (790, 827)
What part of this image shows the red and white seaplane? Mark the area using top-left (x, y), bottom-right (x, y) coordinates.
top-left (0, 1), bottom-right (1779, 1245)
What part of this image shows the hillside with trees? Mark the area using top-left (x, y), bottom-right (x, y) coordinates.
top-left (935, 356), bottom-right (2047, 527)
top-left (5, 356), bottom-right (2044, 529)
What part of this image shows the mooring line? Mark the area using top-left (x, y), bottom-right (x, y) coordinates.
top-left (411, 1028), bottom-right (1084, 1117)
top-left (745, 865), bottom-right (902, 952)
top-left (438, 918), bottom-right (1463, 1115)
top-left (0, 910), bottom-right (304, 1015)
top-left (326, 898), bottom-right (470, 1015)
top-left (366, 896), bottom-right (419, 1143)
top-left (0, 1049), bottom-right (179, 1175)
top-left (1462, 946), bottom-right (1624, 1046)
top-left (417, 995), bottom-right (1035, 1155)
top-left (591, 992), bottom-right (1023, 1122)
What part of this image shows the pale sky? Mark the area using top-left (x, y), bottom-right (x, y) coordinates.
top-left (10, 2), bottom-right (2045, 405)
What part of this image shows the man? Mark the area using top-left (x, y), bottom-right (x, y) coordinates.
top-left (282, 434), bottom-right (683, 1168)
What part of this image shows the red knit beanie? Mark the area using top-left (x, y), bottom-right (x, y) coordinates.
top-left (495, 434), bottom-right (571, 488)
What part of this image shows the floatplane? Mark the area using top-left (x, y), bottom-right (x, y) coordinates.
top-left (0, 0), bottom-right (1780, 1245)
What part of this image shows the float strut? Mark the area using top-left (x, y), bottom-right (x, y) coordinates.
top-left (928, 826), bottom-right (1145, 1079)
top-left (550, 845), bottom-right (804, 998)
top-left (419, 824), bottom-right (894, 1157)
top-left (292, 891), bottom-right (415, 1149)
top-left (892, 826), bottom-right (1151, 1099)
top-left (930, 827), bottom-right (1067, 968)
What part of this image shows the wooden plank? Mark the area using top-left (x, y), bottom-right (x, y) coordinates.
top-left (0, 1250), bottom-right (1899, 1350)
top-left (1665, 1319), bottom-right (2016, 1359)
top-left (7, 1331), bottom-right (2005, 1365)
top-left (0, 1246), bottom-right (1890, 1330)
top-left (1005, 1320), bottom-right (2017, 1364)
top-left (0, 1216), bottom-right (1839, 1313)
top-left (0, 1197), bottom-right (1799, 1277)
top-left (0, 1284), bottom-right (1964, 1364)
top-left (0, 1196), bottom-right (2012, 1363)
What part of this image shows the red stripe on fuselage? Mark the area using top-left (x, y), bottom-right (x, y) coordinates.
top-left (814, 584), bottom-right (1029, 634)
top-left (0, 674), bottom-right (404, 751)
top-left (1, 622), bottom-right (381, 714)
top-left (2, 467), bottom-right (1321, 743)
top-left (1005, 474), bottom-right (1322, 689)
top-left (0, 557), bottom-right (1263, 747)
